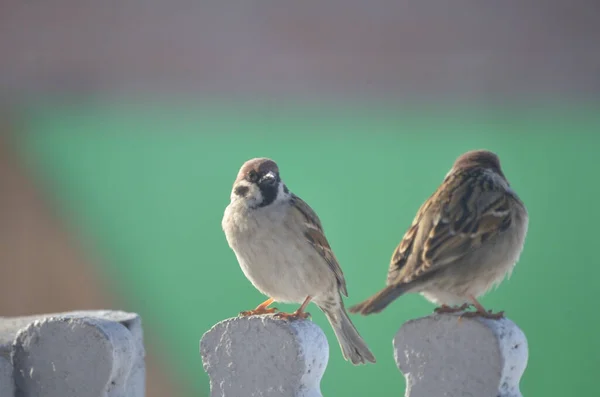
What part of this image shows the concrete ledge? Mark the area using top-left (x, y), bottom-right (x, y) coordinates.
top-left (0, 310), bottom-right (145, 397)
top-left (200, 316), bottom-right (329, 397)
top-left (394, 313), bottom-right (528, 397)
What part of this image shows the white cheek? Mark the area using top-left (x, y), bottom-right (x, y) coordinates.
top-left (249, 187), bottom-right (263, 206)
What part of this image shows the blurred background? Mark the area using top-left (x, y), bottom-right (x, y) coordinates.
top-left (1, 1), bottom-right (599, 396)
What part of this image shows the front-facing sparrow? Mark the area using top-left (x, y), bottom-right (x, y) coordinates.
top-left (349, 150), bottom-right (528, 319)
top-left (222, 158), bottom-right (376, 364)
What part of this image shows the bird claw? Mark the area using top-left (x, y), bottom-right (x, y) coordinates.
top-left (459, 309), bottom-right (505, 320)
top-left (273, 311), bottom-right (311, 321)
top-left (239, 307), bottom-right (279, 317)
top-left (434, 303), bottom-right (471, 314)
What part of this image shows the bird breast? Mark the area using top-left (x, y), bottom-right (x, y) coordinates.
top-left (222, 201), bottom-right (336, 303)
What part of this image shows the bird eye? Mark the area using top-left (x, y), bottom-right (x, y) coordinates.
top-left (247, 170), bottom-right (259, 182)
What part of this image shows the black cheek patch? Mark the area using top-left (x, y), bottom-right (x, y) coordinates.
top-left (234, 185), bottom-right (249, 197)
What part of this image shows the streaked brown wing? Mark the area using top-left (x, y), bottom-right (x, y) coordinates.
top-left (386, 197), bottom-right (433, 285)
top-left (405, 172), bottom-right (513, 282)
top-left (291, 194), bottom-right (348, 296)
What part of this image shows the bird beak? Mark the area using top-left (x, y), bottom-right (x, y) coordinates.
top-left (262, 171), bottom-right (276, 181)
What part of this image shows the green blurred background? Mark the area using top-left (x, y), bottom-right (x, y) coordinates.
top-left (13, 101), bottom-right (600, 396)
top-left (2, 1), bottom-right (600, 396)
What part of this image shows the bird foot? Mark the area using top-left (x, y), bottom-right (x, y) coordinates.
top-left (459, 309), bottom-right (505, 320)
top-left (273, 310), bottom-right (311, 321)
top-left (434, 303), bottom-right (471, 314)
top-left (239, 307), bottom-right (279, 317)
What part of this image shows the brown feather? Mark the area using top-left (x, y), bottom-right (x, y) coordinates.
top-left (385, 197), bottom-right (431, 285)
top-left (234, 158), bottom-right (279, 185)
top-left (388, 168), bottom-right (515, 286)
top-left (291, 194), bottom-right (348, 296)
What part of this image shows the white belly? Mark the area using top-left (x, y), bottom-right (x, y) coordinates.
top-left (222, 202), bottom-right (335, 303)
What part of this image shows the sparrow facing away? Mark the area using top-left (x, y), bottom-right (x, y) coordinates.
top-left (222, 158), bottom-right (376, 364)
top-left (349, 150), bottom-right (528, 319)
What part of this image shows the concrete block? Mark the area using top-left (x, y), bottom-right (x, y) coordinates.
top-left (200, 316), bottom-right (329, 397)
top-left (0, 354), bottom-right (15, 397)
top-left (0, 315), bottom-right (49, 397)
top-left (394, 313), bottom-right (528, 397)
top-left (0, 310), bottom-right (144, 397)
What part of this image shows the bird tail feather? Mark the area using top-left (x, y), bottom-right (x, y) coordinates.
top-left (318, 301), bottom-right (376, 365)
top-left (348, 284), bottom-right (407, 315)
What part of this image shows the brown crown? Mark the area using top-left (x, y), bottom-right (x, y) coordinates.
top-left (234, 157), bottom-right (280, 184)
top-left (453, 149), bottom-right (502, 174)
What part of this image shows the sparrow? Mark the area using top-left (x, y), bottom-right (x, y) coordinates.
top-left (222, 158), bottom-right (376, 364)
top-left (349, 150), bottom-right (528, 319)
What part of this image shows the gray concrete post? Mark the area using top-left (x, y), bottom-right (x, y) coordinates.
top-left (0, 310), bottom-right (145, 397)
top-left (200, 316), bottom-right (329, 397)
top-left (394, 313), bottom-right (528, 397)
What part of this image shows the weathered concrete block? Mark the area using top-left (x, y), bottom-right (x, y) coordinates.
top-left (200, 316), bottom-right (329, 397)
top-left (0, 310), bottom-right (145, 397)
top-left (394, 313), bottom-right (528, 397)
top-left (0, 316), bottom-right (43, 397)
top-left (0, 354), bottom-right (15, 397)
